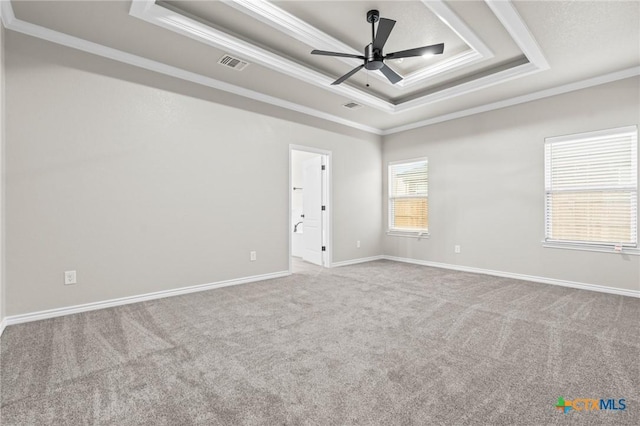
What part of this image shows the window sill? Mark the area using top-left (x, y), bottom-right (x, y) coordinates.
top-left (387, 230), bottom-right (430, 239)
top-left (542, 241), bottom-right (640, 256)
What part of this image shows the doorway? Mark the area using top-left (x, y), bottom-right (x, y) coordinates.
top-left (289, 145), bottom-right (331, 273)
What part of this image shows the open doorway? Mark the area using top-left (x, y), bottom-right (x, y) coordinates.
top-left (289, 145), bottom-right (331, 273)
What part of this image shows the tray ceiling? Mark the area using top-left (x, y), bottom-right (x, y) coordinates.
top-left (2, 1), bottom-right (639, 134)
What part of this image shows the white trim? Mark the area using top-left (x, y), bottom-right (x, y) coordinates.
top-left (0, 1), bottom-right (381, 135)
top-left (4, 1), bottom-right (636, 136)
top-left (225, 0), bottom-right (375, 82)
top-left (545, 124), bottom-right (638, 145)
top-left (383, 66), bottom-right (640, 135)
top-left (0, 317), bottom-right (6, 337)
top-left (399, 50), bottom-right (482, 88)
top-left (227, 0), bottom-right (493, 89)
top-left (382, 255), bottom-right (640, 298)
top-left (388, 157), bottom-right (429, 234)
top-left (130, 0), bottom-right (392, 112)
top-left (386, 231), bottom-right (430, 239)
top-left (542, 241), bottom-right (640, 256)
top-left (288, 145), bottom-right (333, 271)
top-left (486, 0), bottom-right (549, 70)
top-left (388, 156), bottom-right (429, 166)
top-left (3, 270), bottom-right (291, 327)
top-left (129, 0), bottom-right (547, 113)
top-left (422, 0), bottom-right (493, 59)
top-left (394, 61), bottom-right (539, 113)
top-left (330, 255), bottom-right (385, 268)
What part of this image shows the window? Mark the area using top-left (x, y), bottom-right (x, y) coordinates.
top-left (544, 126), bottom-right (638, 250)
top-left (388, 158), bottom-right (428, 234)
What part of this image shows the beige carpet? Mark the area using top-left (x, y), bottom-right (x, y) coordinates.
top-left (1, 259), bottom-right (639, 425)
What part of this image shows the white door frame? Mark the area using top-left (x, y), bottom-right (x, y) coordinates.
top-left (289, 144), bottom-right (332, 273)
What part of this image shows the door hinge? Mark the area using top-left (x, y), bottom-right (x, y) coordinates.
top-left (321, 205), bottom-right (326, 211)
top-left (322, 246), bottom-right (326, 251)
top-left (321, 165), bottom-right (326, 171)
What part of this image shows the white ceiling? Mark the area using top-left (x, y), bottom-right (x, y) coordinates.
top-left (3, 0), bottom-right (639, 134)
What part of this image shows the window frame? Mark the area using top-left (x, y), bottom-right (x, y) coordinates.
top-left (387, 157), bottom-right (429, 238)
top-left (543, 125), bottom-right (639, 255)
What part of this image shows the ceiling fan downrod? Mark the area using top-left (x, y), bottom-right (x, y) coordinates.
top-left (365, 10), bottom-right (384, 70)
top-left (367, 9), bottom-right (379, 42)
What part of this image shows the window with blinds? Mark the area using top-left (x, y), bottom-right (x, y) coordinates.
top-left (389, 158), bottom-right (428, 233)
top-left (544, 126), bottom-right (638, 247)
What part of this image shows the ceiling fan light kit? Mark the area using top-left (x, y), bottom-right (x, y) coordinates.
top-left (311, 9), bottom-right (445, 86)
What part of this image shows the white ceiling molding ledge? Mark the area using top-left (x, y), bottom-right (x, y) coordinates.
top-left (129, 0), bottom-right (394, 112)
top-left (225, 0), bottom-right (494, 89)
top-left (399, 0), bottom-right (493, 88)
top-left (0, 0), bottom-right (382, 135)
top-left (383, 66), bottom-right (640, 135)
top-left (2, 1), bottom-right (637, 136)
top-left (128, 0), bottom-right (549, 113)
top-left (485, 0), bottom-right (549, 70)
top-left (391, 0), bottom-right (550, 114)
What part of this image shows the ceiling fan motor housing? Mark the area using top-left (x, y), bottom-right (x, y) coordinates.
top-left (364, 44), bottom-right (384, 70)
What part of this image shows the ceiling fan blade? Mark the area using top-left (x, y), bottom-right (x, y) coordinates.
top-left (385, 43), bottom-right (445, 60)
top-left (380, 64), bottom-right (402, 84)
top-left (311, 49), bottom-right (365, 59)
top-left (372, 18), bottom-right (396, 51)
top-left (331, 64), bottom-right (365, 85)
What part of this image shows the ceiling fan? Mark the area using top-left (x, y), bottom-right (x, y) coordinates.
top-left (311, 9), bottom-right (444, 86)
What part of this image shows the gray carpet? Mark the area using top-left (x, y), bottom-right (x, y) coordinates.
top-left (1, 259), bottom-right (639, 425)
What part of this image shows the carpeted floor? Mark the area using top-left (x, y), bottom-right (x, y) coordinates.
top-left (1, 259), bottom-right (639, 425)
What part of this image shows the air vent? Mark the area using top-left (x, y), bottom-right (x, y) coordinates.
top-left (218, 54), bottom-right (249, 71)
top-left (342, 102), bottom-right (362, 110)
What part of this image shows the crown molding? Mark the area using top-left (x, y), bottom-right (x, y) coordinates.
top-left (486, 0), bottom-right (549, 71)
top-left (383, 66), bottom-right (640, 135)
top-left (225, 0), bottom-right (494, 90)
top-left (130, 0), bottom-right (393, 112)
top-left (0, 0), bottom-right (382, 135)
top-left (129, 0), bottom-right (549, 114)
top-left (5, 0), bottom-right (633, 137)
top-left (395, 61), bottom-right (540, 113)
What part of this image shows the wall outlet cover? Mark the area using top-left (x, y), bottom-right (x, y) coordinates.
top-left (64, 270), bottom-right (77, 285)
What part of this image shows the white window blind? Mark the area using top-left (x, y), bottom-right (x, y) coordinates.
top-left (544, 126), bottom-right (638, 247)
top-left (389, 158), bottom-right (428, 232)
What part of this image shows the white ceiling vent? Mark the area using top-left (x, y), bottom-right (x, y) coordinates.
top-left (342, 102), bottom-right (362, 110)
top-left (218, 54), bottom-right (249, 71)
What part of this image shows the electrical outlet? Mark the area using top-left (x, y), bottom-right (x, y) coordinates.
top-left (250, 251), bottom-right (257, 261)
top-left (357, 240), bottom-right (361, 248)
top-left (64, 270), bottom-right (77, 285)
top-left (454, 245), bottom-right (461, 254)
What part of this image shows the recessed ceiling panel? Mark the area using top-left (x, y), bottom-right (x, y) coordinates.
top-left (6, 0), bottom-right (639, 133)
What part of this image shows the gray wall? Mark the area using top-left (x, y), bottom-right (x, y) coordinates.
top-left (4, 29), bottom-right (639, 319)
top-left (5, 33), bottom-right (382, 316)
top-left (383, 77), bottom-right (640, 292)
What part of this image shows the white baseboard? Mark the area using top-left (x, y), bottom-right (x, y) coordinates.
top-left (331, 255), bottom-right (385, 268)
top-left (382, 255), bottom-right (640, 298)
top-left (0, 317), bottom-right (6, 337)
top-left (3, 270), bottom-right (291, 328)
